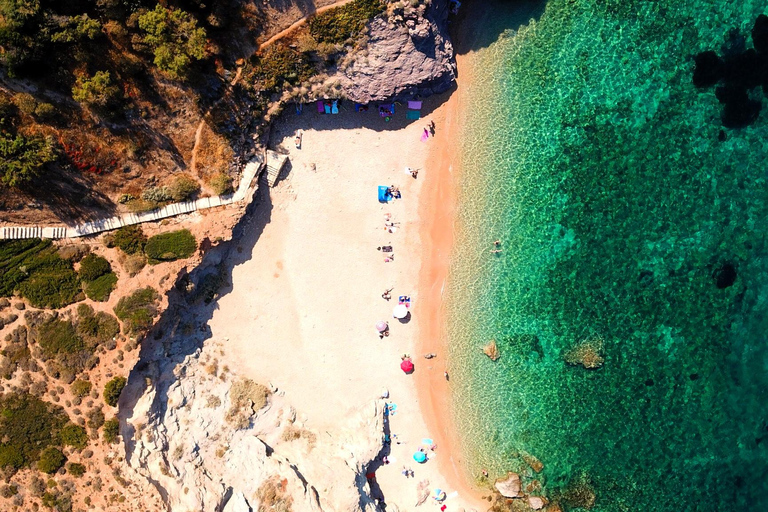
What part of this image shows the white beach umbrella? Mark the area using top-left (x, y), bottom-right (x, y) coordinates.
top-left (393, 304), bottom-right (408, 319)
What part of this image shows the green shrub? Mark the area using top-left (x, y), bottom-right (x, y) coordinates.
top-left (12, 93), bottom-right (37, 115)
top-left (78, 253), bottom-right (111, 281)
top-left (170, 175), bottom-right (200, 201)
top-left (0, 239), bottom-right (81, 308)
top-left (60, 424), bottom-right (88, 450)
top-left (67, 462), bottom-right (85, 477)
top-left (141, 185), bottom-right (173, 203)
top-left (76, 305), bottom-right (120, 344)
top-left (250, 45), bottom-right (315, 93)
top-left (209, 172), bottom-right (233, 195)
top-left (138, 5), bottom-right (207, 80)
top-left (307, 0), bottom-right (384, 45)
top-left (103, 376), bottom-right (126, 407)
top-left (144, 229), bottom-right (196, 264)
top-left (84, 272), bottom-right (117, 301)
top-left (38, 317), bottom-right (85, 357)
top-left (103, 418), bottom-right (119, 444)
top-left (0, 133), bottom-right (56, 187)
top-left (70, 379), bottom-right (92, 398)
top-left (110, 225), bottom-right (146, 255)
top-left (0, 393), bottom-right (68, 470)
top-left (72, 71), bottom-right (119, 108)
top-left (37, 447), bottom-right (65, 474)
top-left (113, 287), bottom-right (160, 335)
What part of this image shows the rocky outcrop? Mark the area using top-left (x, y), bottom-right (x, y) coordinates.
top-left (495, 472), bottom-right (523, 498)
top-left (336, 1), bottom-right (456, 102)
top-left (124, 339), bottom-right (386, 512)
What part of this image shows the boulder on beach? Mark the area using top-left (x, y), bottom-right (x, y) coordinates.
top-left (495, 472), bottom-right (522, 498)
top-left (563, 336), bottom-right (604, 369)
top-left (483, 340), bottom-right (501, 361)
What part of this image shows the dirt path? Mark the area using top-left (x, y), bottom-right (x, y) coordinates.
top-left (257, 0), bottom-right (356, 51)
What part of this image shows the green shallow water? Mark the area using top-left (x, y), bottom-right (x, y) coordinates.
top-left (447, 0), bottom-right (768, 510)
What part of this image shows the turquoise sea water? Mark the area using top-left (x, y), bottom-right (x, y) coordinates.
top-left (447, 1), bottom-right (768, 510)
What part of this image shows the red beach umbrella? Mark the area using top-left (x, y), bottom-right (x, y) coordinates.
top-left (400, 359), bottom-right (414, 374)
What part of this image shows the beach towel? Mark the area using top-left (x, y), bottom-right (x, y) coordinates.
top-left (317, 100), bottom-right (324, 113)
top-left (421, 438), bottom-right (434, 446)
top-left (446, 491), bottom-right (459, 500)
top-left (379, 104), bottom-right (395, 117)
top-left (408, 100), bottom-right (423, 110)
top-left (378, 186), bottom-right (392, 203)
top-left (331, 100), bottom-right (339, 114)
top-left (355, 103), bottom-right (369, 112)
top-left (406, 110), bottom-right (421, 120)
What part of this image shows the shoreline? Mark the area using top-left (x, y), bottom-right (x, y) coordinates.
top-left (415, 52), bottom-right (488, 506)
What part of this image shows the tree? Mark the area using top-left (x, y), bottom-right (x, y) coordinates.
top-left (138, 5), bottom-right (207, 80)
top-left (72, 71), bottom-right (119, 108)
top-left (103, 376), bottom-right (126, 407)
top-left (0, 133), bottom-right (55, 187)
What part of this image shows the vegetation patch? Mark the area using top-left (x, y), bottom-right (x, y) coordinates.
top-left (38, 317), bottom-right (85, 357)
top-left (103, 376), bottom-right (127, 407)
top-left (308, 0), bottom-right (384, 45)
top-left (0, 239), bottom-right (82, 308)
top-left (108, 225), bottom-right (146, 255)
top-left (209, 172), bottom-right (233, 195)
top-left (113, 287), bottom-right (160, 335)
top-left (103, 417), bottom-right (119, 444)
top-left (60, 424), bottom-right (88, 450)
top-left (255, 476), bottom-right (294, 512)
top-left (227, 378), bottom-right (271, 429)
top-left (70, 379), bottom-right (92, 398)
top-left (37, 446), bottom-right (65, 474)
top-left (67, 462), bottom-right (85, 477)
top-left (78, 254), bottom-right (111, 281)
top-left (0, 133), bottom-right (57, 187)
top-left (0, 325), bottom-right (32, 379)
top-left (0, 393), bottom-right (69, 471)
top-left (84, 272), bottom-right (118, 301)
top-left (76, 304), bottom-right (119, 345)
top-left (170, 175), bottom-right (200, 202)
top-left (138, 5), bottom-right (207, 80)
top-left (144, 229), bottom-right (196, 264)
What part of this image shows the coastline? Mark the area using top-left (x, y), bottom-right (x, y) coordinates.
top-left (415, 73), bottom-right (486, 505)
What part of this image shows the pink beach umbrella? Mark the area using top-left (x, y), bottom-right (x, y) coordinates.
top-left (400, 359), bottom-right (414, 374)
top-left (376, 321), bottom-right (389, 332)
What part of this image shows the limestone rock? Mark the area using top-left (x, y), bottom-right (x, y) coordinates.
top-left (495, 472), bottom-right (522, 498)
top-left (483, 340), bottom-right (500, 361)
top-left (528, 496), bottom-right (547, 510)
top-left (336, 2), bottom-right (456, 103)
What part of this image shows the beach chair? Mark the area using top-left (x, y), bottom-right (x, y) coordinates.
top-left (331, 100), bottom-right (339, 114)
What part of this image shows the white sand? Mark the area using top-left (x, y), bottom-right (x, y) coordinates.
top-left (207, 101), bottom-right (482, 510)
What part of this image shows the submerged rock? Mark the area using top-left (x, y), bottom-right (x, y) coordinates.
top-left (528, 496), bottom-right (547, 510)
top-left (563, 336), bottom-right (605, 369)
top-left (713, 262), bottom-right (737, 289)
top-left (495, 472), bottom-right (523, 498)
top-left (483, 340), bottom-right (501, 361)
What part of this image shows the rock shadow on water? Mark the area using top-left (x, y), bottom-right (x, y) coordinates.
top-left (451, 0), bottom-right (547, 55)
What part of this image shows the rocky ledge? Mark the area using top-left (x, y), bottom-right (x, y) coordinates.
top-left (336, 0), bottom-right (457, 102)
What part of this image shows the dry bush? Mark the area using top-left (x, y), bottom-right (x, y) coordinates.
top-left (226, 378), bottom-right (270, 428)
top-left (118, 252), bottom-right (147, 277)
top-left (255, 476), bottom-right (293, 512)
top-left (281, 425), bottom-right (316, 447)
top-left (195, 123), bottom-right (233, 179)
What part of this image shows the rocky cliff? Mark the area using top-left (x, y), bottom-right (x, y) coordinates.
top-left (124, 339), bottom-right (387, 512)
top-left (336, 0), bottom-right (457, 102)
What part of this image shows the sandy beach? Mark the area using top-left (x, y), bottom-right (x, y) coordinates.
top-left (204, 92), bottom-right (483, 510)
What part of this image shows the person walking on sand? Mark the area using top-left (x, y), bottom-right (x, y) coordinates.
top-left (444, 370), bottom-right (449, 381)
top-left (382, 288), bottom-right (393, 300)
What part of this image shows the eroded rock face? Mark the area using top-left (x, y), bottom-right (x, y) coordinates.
top-left (495, 472), bottom-right (523, 498)
top-left (337, 2), bottom-right (456, 102)
top-left (125, 344), bottom-right (386, 512)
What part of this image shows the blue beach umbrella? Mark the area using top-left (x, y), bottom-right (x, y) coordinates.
top-left (413, 451), bottom-right (427, 463)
